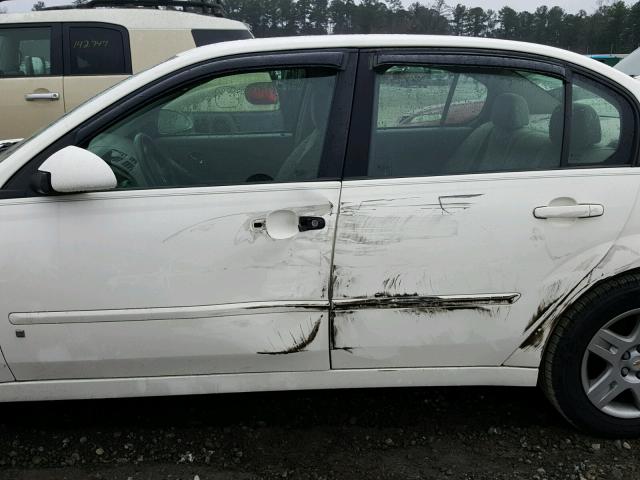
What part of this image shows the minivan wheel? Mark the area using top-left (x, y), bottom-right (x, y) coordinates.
top-left (541, 273), bottom-right (640, 437)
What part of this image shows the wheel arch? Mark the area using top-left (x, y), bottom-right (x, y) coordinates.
top-left (504, 264), bottom-right (640, 369)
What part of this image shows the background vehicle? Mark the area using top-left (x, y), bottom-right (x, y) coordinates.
top-left (2, 35), bottom-right (640, 437)
top-left (615, 46), bottom-right (640, 78)
top-left (0, 0), bottom-right (251, 139)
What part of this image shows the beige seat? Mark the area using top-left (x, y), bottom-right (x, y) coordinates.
top-left (444, 93), bottom-right (550, 174)
top-left (546, 103), bottom-right (614, 166)
top-left (275, 87), bottom-right (330, 182)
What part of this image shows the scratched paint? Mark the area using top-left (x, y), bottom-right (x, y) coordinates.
top-left (334, 172), bottom-right (640, 369)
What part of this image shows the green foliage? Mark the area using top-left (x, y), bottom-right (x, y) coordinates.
top-left (225, 0), bottom-right (640, 53)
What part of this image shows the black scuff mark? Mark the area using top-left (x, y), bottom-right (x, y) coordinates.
top-left (438, 194), bottom-right (484, 214)
top-left (382, 274), bottom-right (402, 292)
top-left (524, 298), bottom-right (559, 332)
top-left (258, 316), bottom-right (322, 355)
top-left (336, 293), bottom-right (516, 310)
top-left (404, 306), bottom-right (494, 315)
top-left (330, 311), bottom-right (355, 354)
top-left (332, 346), bottom-right (354, 353)
top-left (518, 264), bottom-right (603, 352)
top-left (519, 326), bottom-right (546, 350)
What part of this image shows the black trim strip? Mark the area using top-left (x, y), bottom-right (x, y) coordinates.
top-left (375, 53), bottom-right (566, 78)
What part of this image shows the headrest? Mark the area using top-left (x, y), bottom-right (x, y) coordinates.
top-left (491, 93), bottom-right (530, 130)
top-left (549, 104), bottom-right (601, 149)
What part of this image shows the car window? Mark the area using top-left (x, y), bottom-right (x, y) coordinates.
top-left (0, 27), bottom-right (52, 77)
top-left (86, 67), bottom-right (337, 189)
top-left (376, 66), bottom-right (487, 128)
top-left (568, 75), bottom-right (633, 166)
top-left (68, 26), bottom-right (128, 75)
top-left (368, 66), bottom-right (564, 178)
top-left (163, 71), bottom-right (284, 133)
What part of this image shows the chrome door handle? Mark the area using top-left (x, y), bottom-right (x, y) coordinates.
top-left (25, 92), bottom-right (60, 101)
top-left (533, 204), bottom-right (604, 219)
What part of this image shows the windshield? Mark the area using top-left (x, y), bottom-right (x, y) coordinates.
top-left (615, 48), bottom-right (640, 76)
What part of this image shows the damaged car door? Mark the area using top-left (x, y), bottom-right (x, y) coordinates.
top-left (0, 51), bottom-right (355, 380)
top-left (330, 51), bottom-right (640, 369)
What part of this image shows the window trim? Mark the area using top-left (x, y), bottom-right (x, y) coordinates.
top-left (0, 23), bottom-right (62, 78)
top-left (3, 49), bottom-right (356, 198)
top-left (62, 22), bottom-right (132, 77)
top-left (565, 67), bottom-right (639, 169)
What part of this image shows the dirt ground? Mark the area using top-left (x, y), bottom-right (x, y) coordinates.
top-left (0, 386), bottom-right (637, 480)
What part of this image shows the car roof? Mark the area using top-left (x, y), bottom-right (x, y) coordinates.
top-left (0, 8), bottom-right (247, 30)
top-left (175, 34), bottom-right (639, 90)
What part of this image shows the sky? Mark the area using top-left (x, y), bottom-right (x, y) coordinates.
top-left (0, 0), bottom-right (617, 13)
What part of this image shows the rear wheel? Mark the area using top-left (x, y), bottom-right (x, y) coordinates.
top-left (541, 273), bottom-right (640, 437)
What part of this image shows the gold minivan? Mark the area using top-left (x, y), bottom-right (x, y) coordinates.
top-left (0, 4), bottom-right (251, 139)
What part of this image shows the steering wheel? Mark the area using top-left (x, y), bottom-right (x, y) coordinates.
top-left (133, 133), bottom-right (204, 187)
top-left (133, 133), bottom-right (177, 187)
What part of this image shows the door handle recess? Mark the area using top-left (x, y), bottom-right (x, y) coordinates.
top-left (25, 92), bottom-right (60, 101)
top-left (533, 204), bottom-right (604, 219)
top-left (299, 216), bottom-right (325, 232)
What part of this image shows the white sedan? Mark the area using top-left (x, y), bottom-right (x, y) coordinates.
top-left (1, 35), bottom-right (640, 437)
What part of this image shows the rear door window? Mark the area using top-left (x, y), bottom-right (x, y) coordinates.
top-left (65, 25), bottom-right (131, 75)
top-left (376, 66), bottom-right (487, 128)
top-left (0, 26), bottom-right (56, 77)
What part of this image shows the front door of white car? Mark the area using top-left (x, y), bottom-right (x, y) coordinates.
top-left (330, 52), bottom-right (640, 369)
top-left (0, 51), bottom-right (356, 380)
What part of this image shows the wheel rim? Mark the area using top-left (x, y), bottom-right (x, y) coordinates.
top-left (581, 308), bottom-right (640, 419)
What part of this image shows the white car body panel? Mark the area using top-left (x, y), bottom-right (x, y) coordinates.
top-left (1, 35), bottom-right (640, 401)
top-left (0, 183), bottom-right (338, 379)
top-left (332, 170), bottom-right (640, 368)
top-left (0, 367), bottom-right (537, 403)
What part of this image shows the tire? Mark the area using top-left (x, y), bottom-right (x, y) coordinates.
top-left (541, 272), bottom-right (640, 437)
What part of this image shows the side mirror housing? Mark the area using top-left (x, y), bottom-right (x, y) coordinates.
top-left (32, 146), bottom-right (117, 194)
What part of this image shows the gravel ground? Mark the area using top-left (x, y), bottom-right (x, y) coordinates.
top-left (0, 386), bottom-right (638, 480)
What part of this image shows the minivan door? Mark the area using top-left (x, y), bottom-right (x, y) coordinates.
top-left (0, 24), bottom-right (64, 139)
top-left (61, 23), bottom-right (131, 110)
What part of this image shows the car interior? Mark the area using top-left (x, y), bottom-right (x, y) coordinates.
top-left (0, 28), bottom-right (51, 77)
top-left (368, 67), bottom-right (624, 178)
top-left (87, 68), bottom-right (337, 189)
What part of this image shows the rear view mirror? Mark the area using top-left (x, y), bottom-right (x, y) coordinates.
top-left (31, 146), bottom-right (117, 194)
top-left (158, 109), bottom-right (193, 135)
top-left (245, 82), bottom-right (278, 105)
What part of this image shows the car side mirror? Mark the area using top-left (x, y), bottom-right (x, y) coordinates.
top-left (31, 146), bottom-right (117, 194)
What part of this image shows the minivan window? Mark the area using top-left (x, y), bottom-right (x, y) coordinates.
top-left (191, 29), bottom-right (253, 47)
top-left (68, 26), bottom-right (128, 75)
top-left (0, 27), bottom-right (52, 77)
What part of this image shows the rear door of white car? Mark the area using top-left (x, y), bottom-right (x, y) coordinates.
top-left (0, 50), bottom-right (357, 380)
top-left (330, 50), bottom-right (640, 369)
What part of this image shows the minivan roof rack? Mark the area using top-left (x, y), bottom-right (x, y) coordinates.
top-left (38, 0), bottom-right (226, 18)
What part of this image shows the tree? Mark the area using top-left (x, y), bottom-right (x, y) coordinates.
top-left (32, 1), bottom-right (46, 10)
top-left (224, 0), bottom-right (640, 55)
